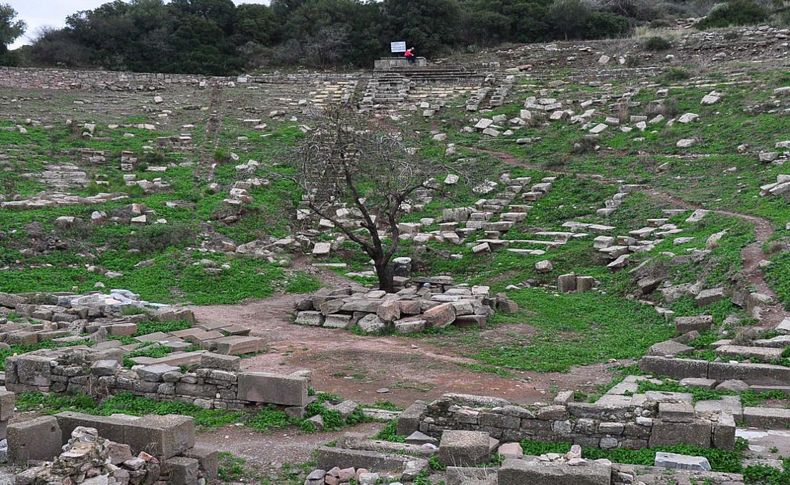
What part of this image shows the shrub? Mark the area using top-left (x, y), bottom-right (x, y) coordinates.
top-left (697, 0), bottom-right (767, 29)
top-left (128, 223), bottom-right (196, 252)
top-left (644, 36), bottom-right (671, 51)
top-left (584, 11), bottom-right (631, 39)
top-left (663, 67), bottom-right (690, 83)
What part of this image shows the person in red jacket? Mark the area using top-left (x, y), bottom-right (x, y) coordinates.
top-left (404, 47), bottom-right (416, 64)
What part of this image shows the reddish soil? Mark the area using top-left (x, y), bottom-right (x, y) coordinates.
top-left (191, 291), bottom-right (611, 408)
top-left (196, 422), bottom-right (383, 479)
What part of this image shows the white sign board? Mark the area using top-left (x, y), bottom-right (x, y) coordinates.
top-left (390, 41), bottom-right (406, 53)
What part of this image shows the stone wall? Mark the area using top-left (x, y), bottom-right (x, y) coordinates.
top-left (640, 355), bottom-right (790, 386)
top-left (414, 393), bottom-right (734, 451)
top-left (0, 66), bottom-right (362, 91)
top-left (5, 347), bottom-right (309, 411)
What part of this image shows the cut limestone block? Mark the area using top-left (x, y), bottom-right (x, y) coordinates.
top-left (210, 336), bottom-right (265, 355)
top-left (165, 456), bottom-right (200, 485)
top-left (649, 419), bottom-right (711, 448)
top-left (498, 458), bottom-right (610, 485)
top-left (7, 416), bottom-right (63, 464)
top-left (654, 452), bottom-right (711, 471)
top-left (237, 372), bottom-right (308, 407)
top-left (125, 414), bottom-right (196, 459)
top-left (438, 430), bottom-right (491, 466)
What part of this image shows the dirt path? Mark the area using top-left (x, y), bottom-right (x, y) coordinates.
top-left (470, 146), bottom-right (787, 327)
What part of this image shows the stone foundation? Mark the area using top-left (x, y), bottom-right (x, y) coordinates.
top-left (412, 393), bottom-right (734, 451)
top-left (5, 348), bottom-right (309, 410)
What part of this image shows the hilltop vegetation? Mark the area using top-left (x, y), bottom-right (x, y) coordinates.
top-left (2, 0), bottom-right (790, 73)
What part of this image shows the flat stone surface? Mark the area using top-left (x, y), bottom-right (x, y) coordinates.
top-left (716, 345), bottom-right (784, 362)
top-left (498, 458), bottom-right (611, 485)
top-left (743, 407), bottom-right (790, 429)
top-left (438, 430), bottom-right (491, 466)
top-left (654, 452), bottom-right (711, 471)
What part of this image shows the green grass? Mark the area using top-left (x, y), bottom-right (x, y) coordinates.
top-left (14, 390), bottom-right (367, 434)
top-left (477, 289), bottom-right (673, 372)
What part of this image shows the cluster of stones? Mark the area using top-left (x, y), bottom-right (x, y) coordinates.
top-left (650, 313), bottom-right (789, 365)
top-left (0, 290), bottom-right (178, 347)
top-left (0, 289), bottom-right (265, 363)
top-left (760, 173), bottom-right (790, 198)
top-left (430, 173), bottom-right (559, 257)
top-left (6, 347), bottom-right (309, 411)
top-left (0, 192), bottom-right (127, 209)
top-left (12, 426), bottom-right (167, 485)
top-left (295, 279), bottom-right (517, 334)
top-left (6, 411), bottom-right (216, 485)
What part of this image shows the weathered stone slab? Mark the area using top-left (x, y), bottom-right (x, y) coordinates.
top-left (498, 458), bottom-right (611, 485)
top-left (743, 407), bottom-right (790, 429)
top-left (649, 420), bottom-right (711, 448)
top-left (200, 352), bottom-right (240, 372)
top-left (210, 336), bottom-right (265, 355)
top-left (438, 430), bottom-right (491, 466)
top-left (315, 446), bottom-right (421, 472)
top-left (654, 452), bottom-right (711, 471)
top-left (125, 414), bottom-right (196, 459)
top-left (165, 456), bottom-right (199, 485)
top-left (7, 416), bottom-right (62, 464)
top-left (237, 372), bottom-right (308, 407)
top-left (398, 401), bottom-right (427, 436)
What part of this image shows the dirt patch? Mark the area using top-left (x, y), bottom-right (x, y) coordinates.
top-left (191, 295), bottom-right (611, 407)
top-left (196, 422), bottom-right (383, 477)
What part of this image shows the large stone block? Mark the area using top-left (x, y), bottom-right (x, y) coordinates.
top-left (56, 412), bottom-right (138, 445)
top-left (423, 303), bottom-right (456, 329)
top-left (438, 430), bottom-right (491, 466)
top-left (210, 336), bottom-right (265, 356)
top-left (639, 356), bottom-right (708, 380)
top-left (184, 446), bottom-right (219, 480)
top-left (7, 416), bottom-right (62, 464)
top-left (713, 413), bottom-right (736, 450)
top-left (315, 446), bottom-right (419, 472)
top-left (498, 458), bottom-right (611, 485)
top-left (165, 456), bottom-right (199, 485)
top-left (649, 420), bottom-right (712, 448)
top-left (237, 372), bottom-right (308, 407)
top-left (125, 414), bottom-right (196, 459)
top-left (200, 352), bottom-right (241, 372)
top-left (708, 361), bottom-right (790, 386)
top-left (743, 407), bottom-right (790, 429)
top-left (397, 401), bottom-right (427, 436)
top-left (0, 390), bottom-right (15, 421)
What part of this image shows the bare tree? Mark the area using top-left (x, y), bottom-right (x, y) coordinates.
top-left (291, 106), bottom-right (444, 293)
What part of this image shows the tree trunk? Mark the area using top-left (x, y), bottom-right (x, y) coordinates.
top-left (374, 259), bottom-right (395, 293)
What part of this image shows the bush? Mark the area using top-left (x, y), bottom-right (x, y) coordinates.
top-left (644, 36), bottom-right (671, 51)
top-left (584, 11), bottom-right (631, 39)
top-left (128, 223), bottom-right (196, 253)
top-left (663, 67), bottom-right (690, 83)
top-left (697, 0), bottom-right (768, 29)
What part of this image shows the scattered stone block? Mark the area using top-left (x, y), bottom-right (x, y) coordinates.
top-left (655, 452), bottom-right (711, 471)
top-left (237, 372), bottom-right (308, 407)
top-left (438, 430), bottom-right (491, 466)
top-left (498, 458), bottom-right (611, 485)
top-left (7, 416), bottom-right (63, 464)
top-left (695, 288), bottom-right (725, 307)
